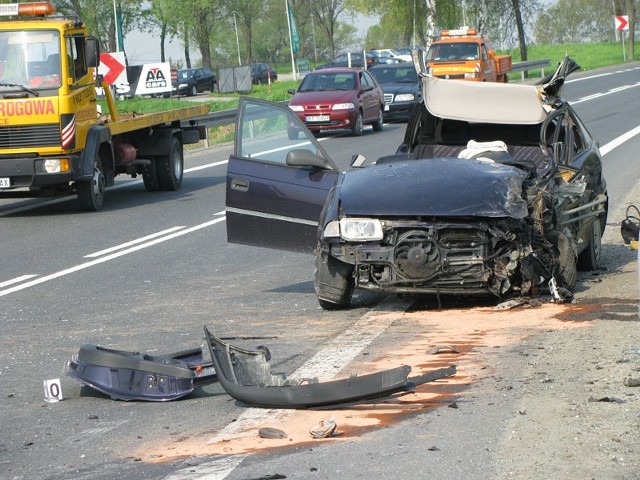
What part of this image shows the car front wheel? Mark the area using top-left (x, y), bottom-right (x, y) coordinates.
top-left (555, 231), bottom-right (577, 291)
top-left (577, 217), bottom-right (603, 271)
top-left (315, 252), bottom-right (354, 310)
top-left (372, 108), bottom-right (383, 132)
top-left (188, 85), bottom-right (197, 96)
top-left (351, 111), bottom-right (363, 136)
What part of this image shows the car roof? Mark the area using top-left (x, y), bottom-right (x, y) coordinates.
top-left (423, 76), bottom-right (548, 125)
top-left (311, 67), bottom-right (363, 74)
top-left (370, 63), bottom-right (414, 70)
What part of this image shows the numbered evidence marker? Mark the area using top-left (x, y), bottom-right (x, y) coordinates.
top-left (43, 378), bottom-right (63, 403)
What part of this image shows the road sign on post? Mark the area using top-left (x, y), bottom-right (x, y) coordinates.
top-left (615, 15), bottom-right (629, 31)
top-left (615, 15), bottom-right (629, 62)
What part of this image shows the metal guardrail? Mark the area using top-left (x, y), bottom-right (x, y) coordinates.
top-left (193, 100), bottom-right (289, 129)
top-left (511, 59), bottom-right (551, 81)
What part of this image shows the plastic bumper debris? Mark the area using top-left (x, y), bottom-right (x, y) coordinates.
top-left (65, 344), bottom-right (217, 401)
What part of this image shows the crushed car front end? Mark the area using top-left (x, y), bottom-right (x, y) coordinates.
top-left (316, 157), bottom-right (558, 303)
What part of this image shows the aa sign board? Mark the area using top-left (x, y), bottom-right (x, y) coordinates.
top-left (133, 63), bottom-right (172, 96)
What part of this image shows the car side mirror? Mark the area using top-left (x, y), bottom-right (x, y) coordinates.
top-left (287, 88), bottom-right (296, 95)
top-left (286, 149), bottom-right (330, 169)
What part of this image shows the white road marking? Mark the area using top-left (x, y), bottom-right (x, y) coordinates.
top-left (0, 274), bottom-right (38, 288)
top-left (0, 213), bottom-right (226, 297)
top-left (0, 160), bottom-right (230, 217)
top-left (164, 455), bottom-right (249, 480)
top-left (572, 81), bottom-right (640, 104)
top-left (600, 125), bottom-right (640, 157)
top-left (163, 296), bottom-right (412, 480)
top-left (566, 66), bottom-right (640, 83)
top-left (84, 226), bottom-right (186, 258)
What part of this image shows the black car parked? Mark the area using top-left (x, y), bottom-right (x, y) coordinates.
top-left (225, 56), bottom-right (607, 310)
top-left (369, 63), bottom-right (421, 122)
top-left (251, 63), bottom-right (278, 85)
top-left (172, 67), bottom-right (216, 96)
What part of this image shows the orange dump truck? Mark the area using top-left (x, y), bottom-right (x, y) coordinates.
top-left (426, 28), bottom-right (511, 82)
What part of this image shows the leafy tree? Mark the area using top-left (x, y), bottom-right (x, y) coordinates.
top-left (53, 0), bottom-right (142, 54)
top-left (140, 0), bottom-right (177, 63)
top-left (222, 0), bottom-right (264, 64)
top-left (534, 0), bottom-right (614, 44)
top-left (310, 0), bottom-right (347, 57)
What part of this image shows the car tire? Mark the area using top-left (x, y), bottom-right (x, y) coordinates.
top-left (158, 137), bottom-right (183, 191)
top-left (77, 155), bottom-right (105, 211)
top-left (555, 231), bottom-right (577, 291)
top-left (351, 111), bottom-right (363, 136)
top-left (577, 217), bottom-right (602, 271)
top-left (372, 108), bottom-right (383, 132)
top-left (314, 252), bottom-right (354, 310)
top-left (188, 85), bottom-right (197, 97)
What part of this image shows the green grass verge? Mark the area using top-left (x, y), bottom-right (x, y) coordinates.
top-left (100, 41), bottom-right (639, 145)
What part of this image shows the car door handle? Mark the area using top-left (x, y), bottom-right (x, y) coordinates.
top-left (231, 177), bottom-right (249, 192)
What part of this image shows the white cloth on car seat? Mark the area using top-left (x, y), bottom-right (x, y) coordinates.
top-left (458, 140), bottom-right (509, 163)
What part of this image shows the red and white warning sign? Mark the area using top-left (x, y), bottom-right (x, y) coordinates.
top-left (98, 52), bottom-right (127, 85)
top-left (615, 15), bottom-right (629, 31)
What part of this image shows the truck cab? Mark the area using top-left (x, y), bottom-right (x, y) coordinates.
top-left (0, 2), bottom-right (208, 212)
top-left (426, 28), bottom-right (511, 83)
top-left (0, 2), bottom-right (102, 208)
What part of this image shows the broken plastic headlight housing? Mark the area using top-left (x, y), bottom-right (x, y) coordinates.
top-left (338, 218), bottom-right (383, 241)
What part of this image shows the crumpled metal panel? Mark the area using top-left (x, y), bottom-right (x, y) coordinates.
top-left (338, 157), bottom-right (529, 219)
top-left (204, 326), bottom-right (456, 408)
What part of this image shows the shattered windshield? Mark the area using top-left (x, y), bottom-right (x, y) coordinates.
top-left (0, 30), bottom-right (61, 91)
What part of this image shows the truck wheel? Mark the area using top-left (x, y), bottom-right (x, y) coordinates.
top-left (314, 252), bottom-right (354, 310)
top-left (142, 160), bottom-right (162, 191)
top-left (158, 137), bottom-right (183, 191)
top-left (77, 156), bottom-right (105, 211)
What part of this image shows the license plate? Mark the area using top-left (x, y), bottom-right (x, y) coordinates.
top-left (0, 177), bottom-right (10, 188)
top-left (306, 115), bottom-right (330, 122)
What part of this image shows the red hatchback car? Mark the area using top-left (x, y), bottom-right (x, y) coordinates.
top-left (287, 68), bottom-right (385, 137)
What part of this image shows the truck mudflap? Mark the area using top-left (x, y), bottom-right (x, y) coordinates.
top-left (65, 344), bottom-right (217, 401)
top-left (204, 326), bottom-right (457, 409)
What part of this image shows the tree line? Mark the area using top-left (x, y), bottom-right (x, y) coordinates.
top-left (51, 0), bottom-right (639, 69)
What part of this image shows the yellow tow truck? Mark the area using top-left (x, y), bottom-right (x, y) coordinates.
top-left (0, 2), bottom-right (209, 211)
